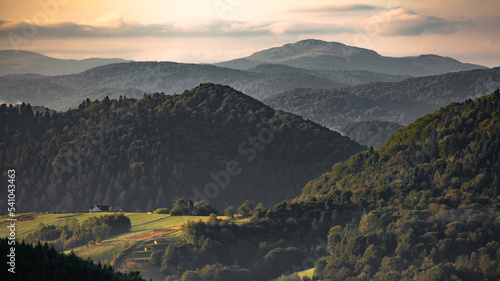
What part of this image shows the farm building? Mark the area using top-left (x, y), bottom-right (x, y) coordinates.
top-left (112, 206), bottom-right (125, 213)
top-left (89, 205), bottom-right (109, 213)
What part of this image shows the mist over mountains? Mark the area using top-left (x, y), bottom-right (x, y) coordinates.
top-left (0, 39), bottom-right (488, 112)
top-left (0, 61), bottom-right (347, 110)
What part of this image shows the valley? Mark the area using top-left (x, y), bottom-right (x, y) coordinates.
top-left (1, 37), bottom-right (499, 281)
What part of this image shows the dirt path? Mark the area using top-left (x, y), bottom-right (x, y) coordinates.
top-left (111, 225), bottom-right (181, 270)
top-left (115, 226), bottom-right (181, 241)
top-left (112, 241), bottom-right (142, 270)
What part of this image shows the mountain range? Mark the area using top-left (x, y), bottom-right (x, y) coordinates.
top-left (216, 39), bottom-right (487, 76)
top-left (0, 39), bottom-right (489, 112)
top-left (0, 61), bottom-right (347, 110)
top-left (0, 50), bottom-right (129, 76)
top-left (265, 67), bottom-right (500, 131)
top-left (1, 38), bottom-right (499, 281)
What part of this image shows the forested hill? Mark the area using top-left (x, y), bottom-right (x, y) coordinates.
top-left (294, 90), bottom-right (500, 280)
top-left (146, 91), bottom-right (499, 281)
top-left (0, 83), bottom-right (365, 213)
top-left (300, 90), bottom-right (500, 202)
top-left (0, 238), bottom-right (144, 281)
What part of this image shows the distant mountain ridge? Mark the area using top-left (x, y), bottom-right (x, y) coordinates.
top-left (0, 61), bottom-right (347, 110)
top-left (247, 63), bottom-right (410, 85)
top-left (0, 50), bottom-right (130, 76)
top-left (216, 39), bottom-right (487, 76)
top-left (264, 67), bottom-right (500, 130)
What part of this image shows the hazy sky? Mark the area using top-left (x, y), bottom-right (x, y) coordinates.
top-left (0, 0), bottom-right (499, 66)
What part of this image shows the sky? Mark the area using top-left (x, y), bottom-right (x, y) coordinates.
top-left (0, 0), bottom-right (499, 67)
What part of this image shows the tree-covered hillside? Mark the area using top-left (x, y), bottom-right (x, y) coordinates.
top-left (340, 121), bottom-right (404, 148)
top-left (0, 84), bottom-right (365, 212)
top-left (301, 90), bottom-right (500, 202)
top-left (298, 91), bottom-right (500, 280)
top-left (0, 238), bottom-right (145, 281)
top-left (162, 91), bottom-right (499, 281)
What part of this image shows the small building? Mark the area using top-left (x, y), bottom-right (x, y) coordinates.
top-left (112, 206), bottom-right (125, 213)
top-left (154, 238), bottom-right (165, 244)
top-left (89, 205), bottom-right (109, 213)
top-left (144, 245), bottom-right (155, 251)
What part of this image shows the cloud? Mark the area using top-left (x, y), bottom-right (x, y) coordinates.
top-left (293, 4), bottom-right (381, 13)
top-left (366, 8), bottom-right (461, 36)
top-left (83, 12), bottom-right (126, 28)
top-left (0, 18), bottom-right (353, 39)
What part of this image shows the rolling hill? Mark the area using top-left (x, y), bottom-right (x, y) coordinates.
top-left (264, 67), bottom-right (500, 130)
top-left (216, 39), bottom-right (487, 76)
top-left (0, 50), bottom-right (130, 76)
top-left (0, 83), bottom-right (365, 213)
top-left (156, 90), bottom-right (500, 281)
top-left (0, 61), bottom-right (345, 110)
top-left (297, 90), bottom-right (500, 280)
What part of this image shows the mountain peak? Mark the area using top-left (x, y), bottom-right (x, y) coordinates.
top-left (218, 39), bottom-right (486, 76)
top-left (0, 50), bottom-right (130, 76)
top-left (247, 39), bottom-right (368, 63)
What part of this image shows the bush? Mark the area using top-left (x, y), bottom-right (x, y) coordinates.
top-left (225, 206), bottom-right (236, 219)
top-left (149, 251), bottom-right (162, 266)
top-left (238, 200), bottom-right (254, 217)
top-left (153, 208), bottom-right (170, 214)
top-left (170, 198), bottom-right (218, 216)
top-left (25, 214), bottom-right (131, 250)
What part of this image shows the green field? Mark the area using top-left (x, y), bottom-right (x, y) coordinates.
top-left (0, 212), bottom-right (112, 240)
top-left (0, 212), bottom-right (210, 240)
top-left (0, 212), bottom-right (210, 264)
top-left (1, 212), bottom-right (245, 280)
top-left (72, 239), bottom-right (133, 264)
top-left (269, 268), bottom-right (316, 281)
